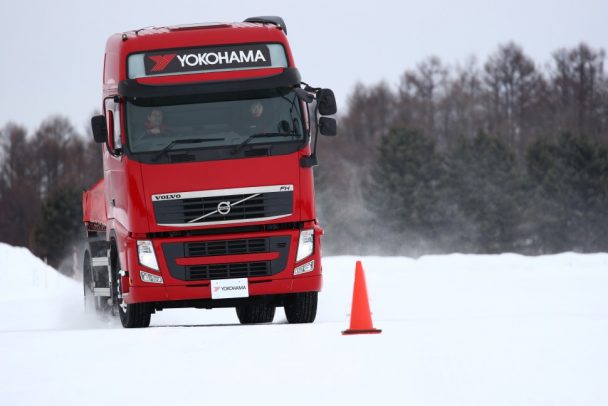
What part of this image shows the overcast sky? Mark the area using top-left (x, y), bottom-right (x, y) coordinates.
top-left (1, 0), bottom-right (606, 134)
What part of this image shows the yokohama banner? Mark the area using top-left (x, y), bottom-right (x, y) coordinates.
top-left (143, 44), bottom-right (272, 75)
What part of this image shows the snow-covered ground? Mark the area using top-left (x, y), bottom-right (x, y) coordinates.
top-left (1, 242), bottom-right (607, 405)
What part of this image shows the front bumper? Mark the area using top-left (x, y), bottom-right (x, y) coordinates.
top-left (125, 274), bottom-right (321, 304)
top-left (122, 223), bottom-right (323, 305)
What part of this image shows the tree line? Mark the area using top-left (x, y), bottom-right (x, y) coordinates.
top-left (316, 42), bottom-right (608, 255)
top-left (1, 42), bottom-right (606, 264)
top-left (0, 117), bottom-right (102, 271)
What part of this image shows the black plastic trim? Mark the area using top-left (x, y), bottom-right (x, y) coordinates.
top-left (244, 16), bottom-right (288, 35)
top-left (118, 67), bottom-right (301, 99)
top-left (147, 221), bottom-right (303, 239)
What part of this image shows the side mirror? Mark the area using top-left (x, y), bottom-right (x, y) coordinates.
top-left (319, 117), bottom-right (337, 136)
top-left (316, 89), bottom-right (337, 115)
top-left (91, 115), bottom-right (107, 144)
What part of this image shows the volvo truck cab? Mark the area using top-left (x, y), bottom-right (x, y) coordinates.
top-left (82, 16), bottom-right (337, 328)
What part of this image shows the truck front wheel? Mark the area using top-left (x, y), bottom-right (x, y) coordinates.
top-left (115, 271), bottom-right (151, 328)
top-left (236, 303), bottom-right (275, 324)
top-left (284, 292), bottom-right (317, 323)
top-left (110, 242), bottom-right (151, 328)
top-left (118, 300), bottom-right (152, 328)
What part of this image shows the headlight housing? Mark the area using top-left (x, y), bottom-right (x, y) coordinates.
top-left (296, 229), bottom-right (314, 262)
top-left (137, 240), bottom-right (159, 271)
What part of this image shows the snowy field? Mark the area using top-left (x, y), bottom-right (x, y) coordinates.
top-left (1, 242), bottom-right (607, 405)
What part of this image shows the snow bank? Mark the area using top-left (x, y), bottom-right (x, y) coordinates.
top-left (1, 244), bottom-right (607, 405)
top-left (0, 243), bottom-right (109, 331)
top-left (0, 243), bottom-right (74, 298)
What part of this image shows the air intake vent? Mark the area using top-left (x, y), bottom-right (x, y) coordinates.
top-left (186, 238), bottom-right (268, 257)
top-left (170, 154), bottom-right (195, 163)
top-left (244, 148), bottom-right (269, 157)
top-left (169, 23), bottom-right (230, 31)
top-left (187, 261), bottom-right (270, 280)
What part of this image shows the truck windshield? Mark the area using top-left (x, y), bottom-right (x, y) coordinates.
top-left (126, 89), bottom-right (305, 155)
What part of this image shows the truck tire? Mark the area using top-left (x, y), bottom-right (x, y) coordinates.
top-left (119, 302), bottom-right (152, 328)
top-left (284, 292), bottom-right (317, 323)
top-left (110, 241), bottom-right (151, 328)
top-left (236, 303), bottom-right (275, 324)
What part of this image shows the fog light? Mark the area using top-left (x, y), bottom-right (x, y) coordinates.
top-left (294, 260), bottom-right (314, 275)
top-left (140, 271), bottom-right (163, 284)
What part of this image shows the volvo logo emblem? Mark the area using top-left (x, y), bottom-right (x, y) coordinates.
top-left (187, 192), bottom-right (261, 223)
top-left (217, 201), bottom-right (231, 215)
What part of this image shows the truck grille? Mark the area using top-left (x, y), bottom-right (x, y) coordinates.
top-left (186, 238), bottom-right (268, 257)
top-left (162, 235), bottom-right (290, 281)
top-left (153, 189), bottom-right (293, 226)
top-left (187, 261), bottom-right (270, 281)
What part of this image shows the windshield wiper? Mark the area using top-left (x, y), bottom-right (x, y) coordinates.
top-left (152, 138), bottom-right (224, 161)
top-left (231, 132), bottom-right (288, 155)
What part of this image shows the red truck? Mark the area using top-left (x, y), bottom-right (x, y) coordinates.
top-left (82, 16), bottom-right (337, 328)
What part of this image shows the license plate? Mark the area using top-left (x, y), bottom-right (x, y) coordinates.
top-left (211, 278), bottom-right (249, 299)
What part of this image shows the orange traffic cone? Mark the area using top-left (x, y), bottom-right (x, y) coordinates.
top-left (342, 260), bottom-right (382, 335)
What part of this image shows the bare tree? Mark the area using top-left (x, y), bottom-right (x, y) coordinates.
top-left (341, 81), bottom-right (396, 150)
top-left (483, 43), bottom-right (542, 154)
top-left (551, 43), bottom-right (607, 139)
top-left (398, 56), bottom-right (449, 146)
top-left (0, 124), bottom-right (40, 247)
top-left (438, 57), bottom-right (485, 146)
top-left (33, 115), bottom-right (78, 197)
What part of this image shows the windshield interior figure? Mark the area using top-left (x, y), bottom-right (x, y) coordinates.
top-left (126, 89), bottom-right (306, 160)
top-left (144, 109), bottom-right (169, 135)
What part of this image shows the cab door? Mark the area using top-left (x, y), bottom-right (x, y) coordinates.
top-left (102, 97), bottom-right (127, 226)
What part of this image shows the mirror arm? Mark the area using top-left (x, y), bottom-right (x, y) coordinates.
top-left (301, 81), bottom-right (320, 93)
top-left (106, 136), bottom-right (122, 157)
top-left (105, 131), bottom-right (122, 157)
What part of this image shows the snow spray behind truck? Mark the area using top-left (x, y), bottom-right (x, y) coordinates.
top-left (82, 17), bottom-right (337, 328)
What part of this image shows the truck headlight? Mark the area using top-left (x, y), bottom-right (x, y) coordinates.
top-left (296, 229), bottom-right (314, 262)
top-left (137, 240), bottom-right (159, 271)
